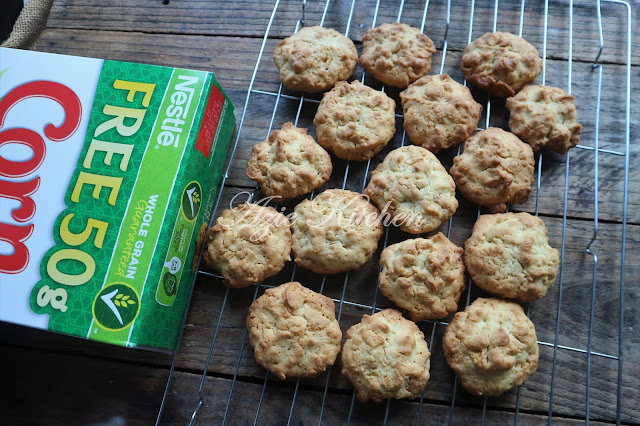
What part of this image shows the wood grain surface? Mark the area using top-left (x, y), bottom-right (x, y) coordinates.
top-left (2, 0), bottom-right (638, 424)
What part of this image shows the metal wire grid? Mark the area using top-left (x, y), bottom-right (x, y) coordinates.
top-left (156, 0), bottom-right (632, 424)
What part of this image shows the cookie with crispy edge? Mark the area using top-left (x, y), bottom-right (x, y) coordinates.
top-left (191, 223), bottom-right (208, 272)
top-left (246, 122), bottom-right (332, 199)
top-left (400, 74), bottom-right (482, 153)
top-left (291, 189), bottom-right (382, 274)
top-left (247, 282), bottom-right (342, 380)
top-left (359, 22), bottom-right (436, 88)
top-left (203, 202), bottom-right (292, 288)
top-left (379, 233), bottom-right (465, 321)
top-left (461, 32), bottom-right (542, 97)
top-left (364, 145), bottom-right (458, 234)
top-left (314, 80), bottom-right (396, 161)
top-left (464, 212), bottom-right (560, 302)
top-left (273, 26), bottom-right (358, 93)
top-left (443, 298), bottom-right (539, 396)
top-left (506, 84), bottom-right (582, 154)
top-left (449, 127), bottom-right (535, 213)
top-left (341, 309), bottom-right (431, 402)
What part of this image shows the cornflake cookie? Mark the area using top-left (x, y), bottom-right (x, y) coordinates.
top-left (379, 233), bottom-right (465, 321)
top-left (461, 32), bottom-right (542, 97)
top-left (364, 145), bottom-right (458, 234)
top-left (291, 189), bottom-right (382, 274)
top-left (342, 309), bottom-right (431, 402)
top-left (203, 203), bottom-right (292, 288)
top-left (401, 74), bottom-right (482, 153)
top-left (247, 282), bottom-right (342, 380)
top-left (191, 223), bottom-right (208, 272)
top-left (359, 22), bottom-right (436, 88)
top-left (506, 84), bottom-right (582, 154)
top-left (464, 212), bottom-right (560, 302)
top-left (449, 127), bottom-right (534, 213)
top-left (314, 80), bottom-right (396, 161)
top-left (273, 26), bottom-right (358, 93)
top-left (246, 122), bottom-right (332, 199)
top-left (443, 298), bottom-right (539, 396)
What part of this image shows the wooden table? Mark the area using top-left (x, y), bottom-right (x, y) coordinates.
top-left (2, 0), bottom-right (638, 424)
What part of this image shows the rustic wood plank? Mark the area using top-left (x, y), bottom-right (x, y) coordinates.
top-left (0, 345), bottom-right (615, 425)
top-left (35, 30), bottom-right (262, 95)
top-left (47, 0), bottom-right (639, 66)
top-left (34, 30), bottom-right (640, 224)
top-left (169, 366), bottom-right (612, 425)
top-left (0, 346), bottom-right (168, 425)
top-left (17, 0), bottom-right (637, 422)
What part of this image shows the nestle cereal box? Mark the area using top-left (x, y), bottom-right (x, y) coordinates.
top-left (0, 47), bottom-right (235, 350)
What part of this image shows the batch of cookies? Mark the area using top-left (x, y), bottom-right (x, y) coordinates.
top-left (203, 22), bottom-right (582, 403)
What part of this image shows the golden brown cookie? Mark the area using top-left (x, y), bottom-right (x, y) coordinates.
top-left (313, 80), bottom-right (396, 161)
top-left (203, 203), bottom-right (292, 288)
top-left (291, 189), bottom-right (382, 274)
top-left (461, 32), bottom-right (542, 97)
top-left (246, 122), bottom-right (332, 199)
top-left (449, 127), bottom-right (535, 213)
top-left (379, 233), bottom-right (465, 321)
top-left (400, 74), bottom-right (482, 153)
top-left (364, 145), bottom-right (458, 234)
top-left (273, 26), bottom-right (358, 93)
top-left (341, 309), bottom-right (431, 402)
top-left (443, 298), bottom-right (539, 396)
top-left (506, 84), bottom-right (582, 154)
top-left (247, 282), bottom-right (342, 380)
top-left (464, 212), bottom-right (560, 302)
top-left (359, 22), bottom-right (436, 88)
top-left (192, 223), bottom-right (208, 272)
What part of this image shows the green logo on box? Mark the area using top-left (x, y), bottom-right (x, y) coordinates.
top-left (92, 283), bottom-right (141, 331)
top-left (162, 272), bottom-right (178, 297)
top-left (181, 181), bottom-right (202, 221)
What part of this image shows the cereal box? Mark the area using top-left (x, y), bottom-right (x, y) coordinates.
top-left (0, 47), bottom-right (235, 351)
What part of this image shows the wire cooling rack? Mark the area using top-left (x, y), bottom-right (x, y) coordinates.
top-left (157, 0), bottom-right (633, 424)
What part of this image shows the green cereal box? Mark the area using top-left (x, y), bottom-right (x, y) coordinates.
top-left (0, 47), bottom-right (235, 351)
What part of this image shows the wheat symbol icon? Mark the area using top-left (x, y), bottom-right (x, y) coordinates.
top-left (100, 289), bottom-right (137, 325)
top-left (186, 187), bottom-right (200, 217)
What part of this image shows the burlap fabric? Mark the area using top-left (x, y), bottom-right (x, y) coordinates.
top-left (2, 0), bottom-right (54, 49)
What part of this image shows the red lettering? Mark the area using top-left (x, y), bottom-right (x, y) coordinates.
top-left (0, 128), bottom-right (46, 178)
top-left (0, 80), bottom-right (82, 142)
top-left (0, 223), bottom-right (33, 274)
top-left (0, 178), bottom-right (40, 223)
top-left (0, 80), bottom-right (82, 274)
